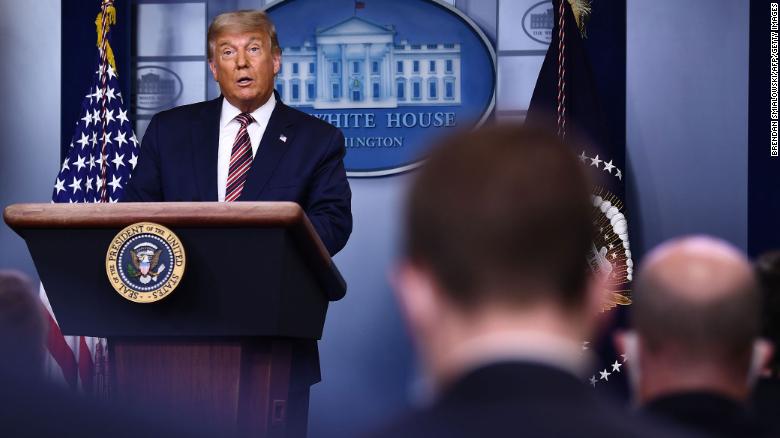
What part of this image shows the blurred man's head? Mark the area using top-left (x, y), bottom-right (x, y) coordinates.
top-left (621, 237), bottom-right (770, 404)
top-left (0, 271), bottom-right (46, 378)
top-left (755, 251), bottom-right (780, 378)
top-left (394, 124), bottom-right (602, 389)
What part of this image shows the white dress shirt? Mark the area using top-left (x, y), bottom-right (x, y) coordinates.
top-left (217, 94), bottom-right (276, 202)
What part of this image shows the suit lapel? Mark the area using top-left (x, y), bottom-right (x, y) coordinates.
top-left (191, 97), bottom-right (222, 201)
top-left (238, 101), bottom-right (296, 201)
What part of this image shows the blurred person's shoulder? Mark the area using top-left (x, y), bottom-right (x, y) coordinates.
top-left (754, 377), bottom-right (780, 436)
top-left (366, 362), bottom-right (698, 438)
top-left (0, 374), bottom-right (219, 438)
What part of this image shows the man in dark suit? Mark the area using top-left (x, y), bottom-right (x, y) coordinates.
top-left (122, 11), bottom-right (351, 436)
top-left (371, 125), bottom-right (689, 437)
top-left (123, 10), bottom-right (351, 257)
top-left (616, 236), bottom-right (774, 437)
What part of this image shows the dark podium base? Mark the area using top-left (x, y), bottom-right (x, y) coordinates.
top-left (109, 338), bottom-right (307, 438)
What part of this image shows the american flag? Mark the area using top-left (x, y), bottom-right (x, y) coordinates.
top-left (44, 0), bottom-right (138, 393)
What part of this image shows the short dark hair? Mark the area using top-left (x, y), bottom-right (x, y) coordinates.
top-left (756, 251), bottom-right (780, 374)
top-left (404, 124), bottom-right (593, 310)
top-left (633, 262), bottom-right (760, 364)
top-left (0, 271), bottom-right (47, 376)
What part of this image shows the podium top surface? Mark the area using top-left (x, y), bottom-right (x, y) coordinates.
top-left (5, 201), bottom-right (308, 228)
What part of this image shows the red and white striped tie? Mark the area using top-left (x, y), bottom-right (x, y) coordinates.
top-left (225, 113), bottom-right (255, 202)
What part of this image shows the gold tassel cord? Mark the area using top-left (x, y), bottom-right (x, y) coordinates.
top-left (95, 5), bottom-right (118, 75)
top-left (567, 0), bottom-right (591, 38)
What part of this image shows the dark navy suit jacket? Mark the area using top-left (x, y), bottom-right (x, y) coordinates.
top-left (122, 94), bottom-right (352, 256)
top-left (370, 362), bottom-right (696, 438)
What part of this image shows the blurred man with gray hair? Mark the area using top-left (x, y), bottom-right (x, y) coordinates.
top-left (618, 236), bottom-right (773, 437)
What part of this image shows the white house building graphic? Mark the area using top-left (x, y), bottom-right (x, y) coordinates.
top-left (275, 16), bottom-right (462, 109)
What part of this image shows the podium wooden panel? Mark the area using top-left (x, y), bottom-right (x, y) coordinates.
top-left (3, 202), bottom-right (346, 437)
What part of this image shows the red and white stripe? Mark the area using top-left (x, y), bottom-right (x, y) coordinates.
top-left (224, 113), bottom-right (255, 202)
top-left (40, 281), bottom-right (107, 393)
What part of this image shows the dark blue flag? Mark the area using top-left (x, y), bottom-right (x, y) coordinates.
top-left (527, 0), bottom-right (631, 393)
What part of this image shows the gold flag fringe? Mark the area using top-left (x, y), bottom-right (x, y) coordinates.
top-left (567, 0), bottom-right (591, 38)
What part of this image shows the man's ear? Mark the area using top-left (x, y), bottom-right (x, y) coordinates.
top-left (614, 330), bottom-right (628, 358)
top-left (390, 261), bottom-right (441, 337)
top-left (584, 270), bottom-right (610, 328)
top-left (754, 338), bottom-right (775, 378)
top-left (208, 60), bottom-right (218, 82)
top-left (272, 51), bottom-right (281, 75)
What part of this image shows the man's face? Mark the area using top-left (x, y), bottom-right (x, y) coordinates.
top-left (209, 31), bottom-right (280, 113)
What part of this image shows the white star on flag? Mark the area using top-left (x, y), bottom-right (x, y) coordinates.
top-left (108, 175), bottom-right (122, 192)
top-left (599, 369), bottom-right (611, 381)
top-left (105, 87), bottom-right (116, 103)
top-left (74, 155), bottom-right (87, 172)
top-left (611, 361), bottom-right (622, 372)
top-left (76, 132), bottom-right (90, 149)
top-left (117, 108), bottom-right (129, 125)
top-left (114, 130), bottom-right (127, 147)
top-left (104, 109), bottom-right (115, 124)
top-left (53, 178), bottom-right (65, 194)
top-left (112, 152), bottom-right (125, 170)
top-left (68, 176), bottom-right (82, 193)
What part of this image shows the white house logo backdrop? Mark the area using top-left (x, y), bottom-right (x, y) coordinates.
top-left (266, 0), bottom-right (496, 176)
top-left (522, 1), bottom-right (554, 44)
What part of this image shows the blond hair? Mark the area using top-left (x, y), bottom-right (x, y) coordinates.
top-left (207, 10), bottom-right (281, 60)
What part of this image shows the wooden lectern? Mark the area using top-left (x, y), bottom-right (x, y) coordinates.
top-left (3, 202), bottom-right (346, 437)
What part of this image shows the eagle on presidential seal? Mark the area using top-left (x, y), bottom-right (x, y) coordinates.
top-left (128, 243), bottom-right (166, 285)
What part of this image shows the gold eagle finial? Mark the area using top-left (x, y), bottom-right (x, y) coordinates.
top-left (95, 5), bottom-right (117, 75)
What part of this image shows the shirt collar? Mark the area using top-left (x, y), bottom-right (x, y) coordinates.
top-left (410, 329), bottom-right (593, 407)
top-left (448, 329), bottom-right (592, 379)
top-left (219, 93), bottom-right (277, 129)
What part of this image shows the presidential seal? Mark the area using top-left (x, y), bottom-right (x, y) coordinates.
top-left (105, 222), bottom-right (185, 303)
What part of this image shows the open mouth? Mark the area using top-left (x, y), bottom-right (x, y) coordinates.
top-left (236, 77), bottom-right (253, 86)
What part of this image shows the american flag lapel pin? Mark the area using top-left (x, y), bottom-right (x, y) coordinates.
top-left (279, 134), bottom-right (287, 143)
